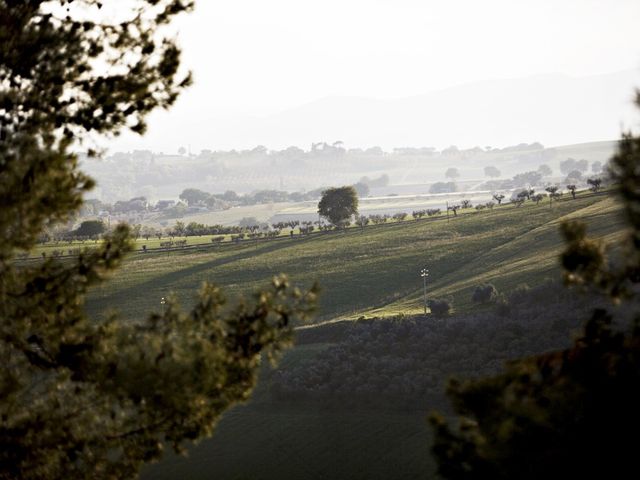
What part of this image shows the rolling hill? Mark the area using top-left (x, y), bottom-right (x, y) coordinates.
top-left (87, 190), bottom-right (625, 324)
top-left (115, 190), bottom-right (627, 480)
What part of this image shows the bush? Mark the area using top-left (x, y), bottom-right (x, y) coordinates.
top-left (428, 298), bottom-right (452, 317)
top-left (472, 284), bottom-right (498, 304)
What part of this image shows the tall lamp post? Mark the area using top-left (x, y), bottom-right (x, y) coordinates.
top-left (420, 268), bottom-right (429, 315)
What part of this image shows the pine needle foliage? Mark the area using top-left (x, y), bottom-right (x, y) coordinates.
top-left (0, 2), bottom-right (317, 478)
top-left (429, 93), bottom-right (640, 480)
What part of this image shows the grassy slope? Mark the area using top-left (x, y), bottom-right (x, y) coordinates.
top-left (127, 192), bottom-right (627, 480)
top-left (87, 191), bottom-right (625, 324)
top-left (371, 194), bottom-right (625, 317)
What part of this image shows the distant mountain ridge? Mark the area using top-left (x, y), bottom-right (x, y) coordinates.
top-left (199, 69), bottom-right (640, 150)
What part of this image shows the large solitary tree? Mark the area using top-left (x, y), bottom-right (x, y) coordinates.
top-left (0, 2), bottom-right (317, 478)
top-left (317, 186), bottom-right (359, 226)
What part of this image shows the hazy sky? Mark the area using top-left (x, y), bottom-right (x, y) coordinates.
top-left (106, 0), bottom-right (640, 152)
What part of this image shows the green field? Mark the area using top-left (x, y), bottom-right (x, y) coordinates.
top-left (87, 191), bottom-right (624, 323)
top-left (29, 234), bottom-right (230, 258)
top-left (85, 191), bottom-right (625, 480)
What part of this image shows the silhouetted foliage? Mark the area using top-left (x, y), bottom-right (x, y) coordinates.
top-left (545, 185), bottom-right (560, 206)
top-left (428, 299), bottom-right (452, 317)
top-left (532, 193), bottom-right (545, 205)
top-left (0, 3), bottom-right (318, 478)
top-left (74, 220), bottom-right (106, 237)
top-left (472, 284), bottom-right (498, 304)
top-left (587, 177), bottom-right (602, 192)
top-left (429, 90), bottom-right (640, 480)
top-left (515, 188), bottom-right (534, 201)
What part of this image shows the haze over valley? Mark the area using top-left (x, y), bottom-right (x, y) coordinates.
top-left (105, 69), bottom-right (640, 154)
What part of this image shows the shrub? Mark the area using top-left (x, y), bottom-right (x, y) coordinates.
top-left (472, 284), bottom-right (498, 304)
top-left (428, 298), bottom-right (452, 317)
